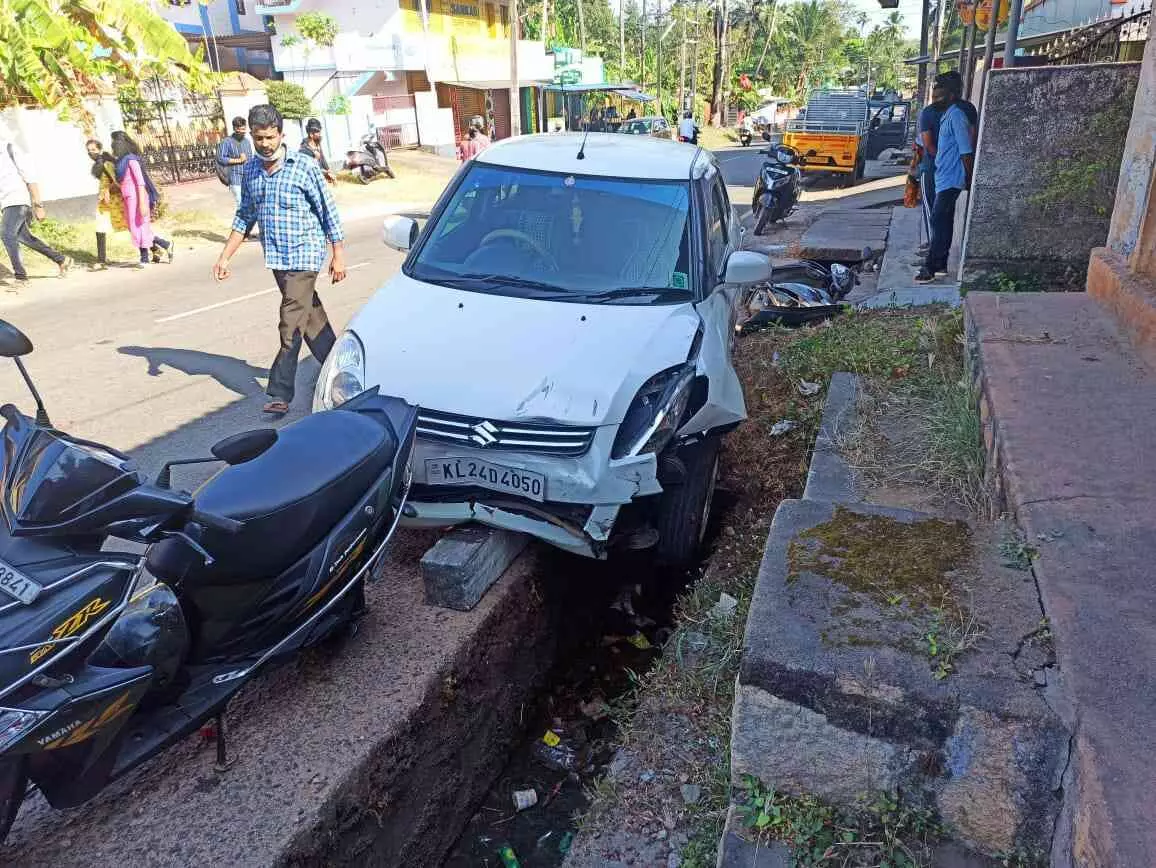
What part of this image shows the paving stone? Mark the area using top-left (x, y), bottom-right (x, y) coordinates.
top-left (801, 372), bottom-right (861, 503)
top-left (716, 806), bottom-right (791, 868)
top-left (421, 525), bottom-right (529, 610)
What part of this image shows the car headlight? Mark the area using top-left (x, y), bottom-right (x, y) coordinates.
top-left (313, 330), bottom-right (366, 412)
top-left (0, 706), bottom-right (48, 752)
top-left (612, 365), bottom-right (696, 459)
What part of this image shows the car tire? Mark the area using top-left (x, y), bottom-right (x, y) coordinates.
top-left (0, 757), bottom-right (27, 846)
top-left (654, 437), bottom-right (721, 569)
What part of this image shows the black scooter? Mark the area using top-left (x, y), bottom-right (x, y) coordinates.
top-left (0, 320), bottom-right (416, 843)
top-left (751, 144), bottom-right (803, 235)
top-left (738, 126), bottom-right (753, 147)
top-left (345, 127), bottom-right (396, 183)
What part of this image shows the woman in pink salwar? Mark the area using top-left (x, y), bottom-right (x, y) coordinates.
top-left (110, 132), bottom-right (173, 269)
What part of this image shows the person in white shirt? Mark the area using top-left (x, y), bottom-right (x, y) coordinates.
top-left (678, 111), bottom-right (698, 144)
top-left (0, 139), bottom-right (71, 288)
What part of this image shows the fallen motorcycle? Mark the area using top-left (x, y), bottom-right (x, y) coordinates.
top-left (740, 260), bottom-right (857, 331)
top-left (345, 127), bottom-right (396, 183)
top-left (0, 319), bottom-right (416, 843)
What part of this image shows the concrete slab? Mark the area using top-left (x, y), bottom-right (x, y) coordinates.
top-left (801, 372), bottom-right (861, 503)
top-left (4, 532), bottom-right (553, 867)
top-left (871, 203), bottom-right (965, 303)
top-left (734, 498), bottom-right (1066, 855)
top-left (798, 208), bottom-right (892, 262)
top-left (421, 525), bottom-right (530, 611)
top-left (966, 291), bottom-right (1156, 868)
top-left (716, 806), bottom-right (791, 868)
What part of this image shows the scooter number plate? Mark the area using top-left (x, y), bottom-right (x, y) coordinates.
top-left (0, 559), bottom-right (42, 605)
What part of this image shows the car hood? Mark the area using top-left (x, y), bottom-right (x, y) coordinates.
top-left (350, 273), bottom-right (701, 427)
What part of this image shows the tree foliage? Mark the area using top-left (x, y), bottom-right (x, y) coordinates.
top-left (520, 0), bottom-right (917, 122)
top-left (0, 0), bottom-right (212, 120)
top-left (295, 10), bottom-right (339, 47)
top-left (266, 80), bottom-right (313, 119)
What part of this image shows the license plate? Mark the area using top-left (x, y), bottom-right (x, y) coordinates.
top-left (425, 458), bottom-right (546, 502)
top-left (0, 559), bottom-right (42, 605)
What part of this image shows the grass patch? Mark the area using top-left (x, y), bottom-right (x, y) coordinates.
top-left (575, 309), bottom-right (981, 866)
top-left (738, 775), bottom-right (942, 867)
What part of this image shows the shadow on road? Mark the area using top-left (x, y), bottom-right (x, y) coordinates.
top-left (119, 345), bottom-right (270, 398)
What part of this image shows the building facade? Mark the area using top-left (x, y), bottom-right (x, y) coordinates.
top-left (152, 0), bottom-right (276, 78)
top-left (254, 0), bottom-right (554, 156)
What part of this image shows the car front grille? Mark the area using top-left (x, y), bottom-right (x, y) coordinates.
top-left (416, 409), bottom-right (596, 457)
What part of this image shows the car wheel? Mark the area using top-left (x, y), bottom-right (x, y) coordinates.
top-left (654, 437), bottom-right (721, 569)
top-left (0, 757), bottom-right (27, 846)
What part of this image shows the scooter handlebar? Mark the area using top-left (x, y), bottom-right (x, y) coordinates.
top-left (191, 508), bottom-right (244, 535)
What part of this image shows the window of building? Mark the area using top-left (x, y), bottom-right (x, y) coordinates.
top-left (235, 0), bottom-right (246, 14)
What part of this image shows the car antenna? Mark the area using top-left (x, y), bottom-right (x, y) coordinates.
top-left (576, 118), bottom-right (590, 160)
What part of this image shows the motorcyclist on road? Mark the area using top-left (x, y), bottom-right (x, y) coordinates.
top-left (678, 111), bottom-right (698, 145)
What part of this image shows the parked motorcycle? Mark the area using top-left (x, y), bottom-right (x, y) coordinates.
top-left (751, 144), bottom-right (803, 235)
top-left (0, 319), bottom-right (417, 844)
top-left (345, 127), bottom-right (396, 183)
top-left (738, 125), bottom-right (753, 147)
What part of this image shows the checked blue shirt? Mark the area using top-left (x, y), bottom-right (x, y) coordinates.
top-left (233, 148), bottom-right (344, 273)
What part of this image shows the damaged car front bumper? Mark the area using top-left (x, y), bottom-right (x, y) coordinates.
top-left (401, 426), bottom-right (663, 558)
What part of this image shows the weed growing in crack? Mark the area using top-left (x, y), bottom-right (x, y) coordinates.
top-left (1000, 529), bottom-right (1038, 570)
top-left (738, 775), bottom-right (942, 866)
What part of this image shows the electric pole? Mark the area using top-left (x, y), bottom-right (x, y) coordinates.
top-left (678, 1), bottom-right (687, 111)
top-left (620, 0), bottom-right (626, 79)
top-left (657, 0), bottom-right (663, 110)
top-left (578, 0), bottom-right (587, 52)
top-left (641, 0), bottom-right (647, 89)
top-left (541, 0), bottom-right (549, 48)
top-left (509, 0), bottom-right (521, 135)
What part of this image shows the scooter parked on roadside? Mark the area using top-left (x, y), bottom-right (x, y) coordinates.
top-left (0, 320), bottom-right (417, 844)
top-left (345, 126), bottom-right (396, 183)
top-left (751, 143), bottom-right (803, 235)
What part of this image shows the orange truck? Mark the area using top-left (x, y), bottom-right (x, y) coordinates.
top-left (783, 89), bottom-right (869, 187)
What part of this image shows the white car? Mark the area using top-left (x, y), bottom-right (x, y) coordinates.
top-left (314, 133), bottom-right (772, 566)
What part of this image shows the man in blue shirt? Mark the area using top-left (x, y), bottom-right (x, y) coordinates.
top-left (915, 77), bottom-right (974, 284)
top-left (218, 117), bottom-right (257, 240)
top-left (916, 85), bottom-right (947, 243)
top-left (212, 104), bottom-right (347, 415)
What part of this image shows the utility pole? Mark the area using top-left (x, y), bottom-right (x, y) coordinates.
top-left (962, 19), bottom-right (978, 97)
top-left (620, 0), bottom-right (626, 80)
top-left (1003, 0), bottom-right (1025, 66)
top-left (978, 0), bottom-right (999, 109)
top-left (541, 0), bottom-right (549, 48)
top-left (577, 0), bottom-right (586, 52)
top-left (678, 2), bottom-right (687, 110)
top-left (690, 0), bottom-right (700, 112)
top-left (641, 0), bottom-right (647, 88)
top-left (917, 0), bottom-right (931, 105)
top-left (509, 0), bottom-right (521, 136)
top-left (657, 0), bottom-right (663, 110)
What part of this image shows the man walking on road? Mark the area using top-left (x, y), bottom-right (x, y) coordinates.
top-left (212, 104), bottom-right (346, 416)
top-left (299, 118), bottom-right (337, 185)
top-left (218, 116), bottom-right (257, 240)
top-left (915, 77), bottom-right (974, 284)
top-left (0, 137), bottom-right (72, 288)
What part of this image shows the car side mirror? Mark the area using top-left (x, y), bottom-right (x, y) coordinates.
top-left (211, 429), bottom-right (278, 465)
top-left (724, 251), bottom-right (772, 285)
top-left (383, 215), bottom-right (419, 251)
top-left (0, 321), bottom-right (33, 358)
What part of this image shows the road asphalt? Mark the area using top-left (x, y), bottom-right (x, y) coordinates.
top-left (0, 215), bottom-right (401, 484)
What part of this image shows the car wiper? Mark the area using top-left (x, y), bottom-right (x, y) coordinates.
top-left (573, 287), bottom-right (693, 302)
top-left (444, 273), bottom-right (570, 293)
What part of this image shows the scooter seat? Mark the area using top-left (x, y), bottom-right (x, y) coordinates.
top-left (151, 409), bottom-right (398, 585)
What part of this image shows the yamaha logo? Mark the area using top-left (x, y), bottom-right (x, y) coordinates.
top-left (469, 420), bottom-right (499, 447)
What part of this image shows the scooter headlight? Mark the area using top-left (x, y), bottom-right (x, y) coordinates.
top-left (313, 330), bottom-right (366, 412)
top-left (0, 707), bottom-right (48, 752)
top-left (612, 365), bottom-right (696, 459)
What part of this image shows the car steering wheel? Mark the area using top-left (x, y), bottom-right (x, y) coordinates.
top-left (477, 229), bottom-right (559, 271)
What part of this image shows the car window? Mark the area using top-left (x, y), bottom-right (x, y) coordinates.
top-left (412, 163), bottom-right (695, 302)
top-left (891, 104), bottom-right (908, 123)
top-left (706, 177), bottom-right (729, 281)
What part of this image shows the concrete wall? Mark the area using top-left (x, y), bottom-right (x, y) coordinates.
top-left (961, 62), bottom-right (1141, 291)
top-left (1107, 34), bottom-right (1156, 265)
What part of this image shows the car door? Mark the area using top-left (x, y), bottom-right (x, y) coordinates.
top-left (680, 166), bottom-right (748, 437)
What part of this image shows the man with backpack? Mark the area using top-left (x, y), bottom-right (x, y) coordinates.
top-left (0, 137), bottom-right (72, 289)
top-left (217, 117), bottom-right (257, 240)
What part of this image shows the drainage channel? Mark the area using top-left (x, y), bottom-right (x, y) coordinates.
top-left (442, 496), bottom-right (736, 868)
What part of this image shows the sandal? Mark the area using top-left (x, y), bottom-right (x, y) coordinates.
top-left (262, 400), bottom-right (290, 416)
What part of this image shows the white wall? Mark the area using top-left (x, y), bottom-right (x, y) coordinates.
top-left (0, 98), bottom-right (124, 207)
top-left (153, 0), bottom-right (265, 35)
top-left (414, 90), bottom-right (456, 157)
top-left (220, 88), bottom-right (269, 129)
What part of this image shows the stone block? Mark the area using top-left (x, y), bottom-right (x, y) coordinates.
top-left (421, 525), bottom-right (530, 611)
top-left (802, 372), bottom-right (860, 503)
top-left (1087, 246), bottom-right (1156, 371)
top-left (716, 805), bottom-right (791, 868)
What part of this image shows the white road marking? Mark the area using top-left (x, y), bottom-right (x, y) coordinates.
top-left (155, 287), bottom-right (277, 323)
top-left (347, 261), bottom-right (371, 270)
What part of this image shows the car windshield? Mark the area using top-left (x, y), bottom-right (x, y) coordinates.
top-left (410, 163), bottom-right (693, 303)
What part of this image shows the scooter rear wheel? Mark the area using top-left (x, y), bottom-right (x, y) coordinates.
top-left (0, 756), bottom-right (27, 845)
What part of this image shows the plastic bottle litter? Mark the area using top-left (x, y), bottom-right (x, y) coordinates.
top-left (512, 788), bottom-right (538, 811)
top-left (770, 419), bottom-right (799, 436)
top-left (798, 380), bottom-right (821, 396)
top-left (498, 844), bottom-right (520, 868)
top-left (533, 731), bottom-right (584, 772)
top-left (711, 592), bottom-right (739, 623)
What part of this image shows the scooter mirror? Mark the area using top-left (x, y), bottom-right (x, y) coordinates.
top-left (0, 320), bottom-right (33, 358)
top-left (211, 428), bottom-right (278, 466)
top-left (383, 215), bottom-right (418, 252)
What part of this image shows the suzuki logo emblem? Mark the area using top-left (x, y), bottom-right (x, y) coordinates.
top-left (469, 420), bottom-right (499, 447)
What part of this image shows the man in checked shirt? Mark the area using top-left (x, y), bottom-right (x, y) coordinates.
top-left (212, 104), bottom-right (347, 416)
